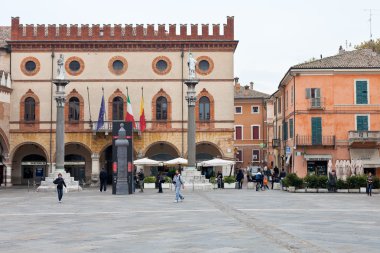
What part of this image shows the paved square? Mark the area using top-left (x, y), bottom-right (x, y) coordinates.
top-left (0, 188), bottom-right (379, 253)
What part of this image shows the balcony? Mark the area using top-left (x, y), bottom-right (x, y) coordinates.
top-left (272, 139), bottom-right (281, 148)
top-left (308, 97), bottom-right (325, 110)
top-left (92, 121), bottom-right (140, 134)
top-left (296, 135), bottom-right (335, 147)
top-left (349, 131), bottom-right (380, 146)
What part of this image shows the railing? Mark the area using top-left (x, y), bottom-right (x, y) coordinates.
top-left (308, 97), bottom-right (325, 110)
top-left (296, 135), bottom-right (335, 146)
top-left (272, 139), bottom-right (280, 148)
top-left (348, 131), bottom-right (380, 144)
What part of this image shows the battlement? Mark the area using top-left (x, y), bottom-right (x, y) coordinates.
top-left (10, 17), bottom-right (234, 41)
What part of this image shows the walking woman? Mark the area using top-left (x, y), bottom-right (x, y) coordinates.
top-left (172, 170), bottom-right (184, 203)
top-left (53, 173), bottom-right (67, 203)
top-left (367, 172), bottom-right (374, 197)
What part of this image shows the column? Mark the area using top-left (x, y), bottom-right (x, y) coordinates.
top-left (91, 153), bottom-right (100, 185)
top-left (185, 79), bottom-right (198, 169)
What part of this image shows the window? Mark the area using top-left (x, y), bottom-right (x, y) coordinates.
top-left (112, 60), bottom-right (124, 71)
top-left (108, 56), bottom-right (128, 75)
top-left (156, 60), bottom-right (168, 72)
top-left (252, 150), bottom-right (260, 162)
top-left (236, 149), bottom-right (243, 162)
top-left (311, 117), bottom-right (322, 145)
top-left (21, 57), bottom-right (40, 76)
top-left (196, 56), bottom-right (214, 75)
top-left (283, 122), bottom-right (288, 141)
top-left (68, 97), bottom-right (80, 122)
top-left (235, 126), bottom-right (243, 140)
top-left (199, 96), bottom-right (210, 121)
top-left (286, 91), bottom-right (288, 108)
top-left (278, 99), bottom-right (281, 114)
top-left (278, 126), bottom-right (281, 140)
top-left (252, 125), bottom-right (260, 140)
top-left (156, 96), bottom-right (168, 120)
top-left (291, 86), bottom-right (294, 105)
top-left (355, 80), bottom-right (368, 104)
top-left (274, 101), bottom-right (277, 115)
top-left (199, 60), bottom-right (210, 71)
top-left (112, 96), bottom-right (124, 120)
top-left (356, 115), bottom-right (369, 131)
top-left (69, 60), bottom-right (81, 72)
top-left (25, 61), bottom-right (36, 72)
top-left (251, 106), bottom-right (259, 114)
top-left (289, 118), bottom-right (294, 138)
top-left (305, 88), bottom-right (321, 99)
top-left (235, 106), bottom-right (242, 114)
top-left (24, 97), bottom-right (35, 121)
top-left (152, 56), bottom-right (172, 75)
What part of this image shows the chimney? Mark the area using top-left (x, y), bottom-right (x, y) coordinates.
top-left (338, 45), bottom-right (345, 54)
top-left (244, 85), bottom-right (249, 90)
top-left (234, 77), bottom-right (239, 84)
top-left (250, 81), bottom-right (254, 90)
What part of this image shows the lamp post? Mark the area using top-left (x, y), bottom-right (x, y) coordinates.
top-left (53, 54), bottom-right (70, 172)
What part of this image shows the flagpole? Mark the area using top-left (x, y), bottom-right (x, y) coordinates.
top-left (102, 86), bottom-right (106, 121)
top-left (87, 86), bottom-right (92, 129)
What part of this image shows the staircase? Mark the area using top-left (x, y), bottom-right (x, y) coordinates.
top-left (37, 171), bottom-right (82, 192)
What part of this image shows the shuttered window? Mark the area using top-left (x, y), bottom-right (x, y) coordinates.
top-left (311, 117), bottom-right (322, 145)
top-left (357, 115), bottom-right (369, 131)
top-left (252, 126), bottom-right (259, 140)
top-left (283, 122), bottom-right (288, 141)
top-left (289, 119), bottom-right (294, 138)
top-left (235, 126), bottom-right (242, 140)
top-left (355, 81), bottom-right (368, 104)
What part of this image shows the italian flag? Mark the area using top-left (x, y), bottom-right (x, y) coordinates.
top-left (126, 95), bottom-right (136, 129)
top-left (139, 93), bottom-right (146, 132)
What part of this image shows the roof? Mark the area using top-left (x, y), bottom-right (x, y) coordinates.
top-left (0, 26), bottom-right (10, 47)
top-left (292, 49), bottom-right (380, 69)
top-left (234, 85), bottom-right (270, 99)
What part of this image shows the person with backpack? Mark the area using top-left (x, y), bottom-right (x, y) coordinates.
top-left (255, 169), bottom-right (263, 191)
top-left (172, 170), bottom-right (184, 203)
top-left (99, 167), bottom-right (107, 192)
top-left (53, 173), bottom-right (67, 203)
top-left (137, 169), bottom-right (145, 193)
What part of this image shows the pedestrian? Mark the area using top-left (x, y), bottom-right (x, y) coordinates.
top-left (236, 169), bottom-right (244, 189)
top-left (271, 169), bottom-right (279, 189)
top-left (172, 170), bottom-right (184, 203)
top-left (157, 172), bottom-right (164, 193)
top-left (137, 169), bottom-right (145, 193)
top-left (328, 170), bottom-right (337, 192)
top-left (99, 167), bottom-right (107, 192)
top-left (255, 169), bottom-right (263, 191)
top-left (217, 171), bottom-right (223, 189)
top-left (263, 176), bottom-right (270, 190)
top-left (367, 172), bottom-right (374, 197)
top-left (279, 168), bottom-right (287, 188)
top-left (53, 173), bottom-right (67, 203)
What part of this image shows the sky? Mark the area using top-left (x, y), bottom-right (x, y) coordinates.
top-left (1, 0), bottom-right (379, 95)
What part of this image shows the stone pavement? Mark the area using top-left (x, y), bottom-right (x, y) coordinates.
top-left (0, 187), bottom-right (379, 253)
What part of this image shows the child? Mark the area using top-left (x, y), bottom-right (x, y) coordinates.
top-left (263, 176), bottom-right (270, 190)
top-left (53, 173), bottom-right (67, 203)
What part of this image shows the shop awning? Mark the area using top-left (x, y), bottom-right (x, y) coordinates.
top-left (304, 154), bottom-right (332, 161)
top-left (350, 149), bottom-right (380, 168)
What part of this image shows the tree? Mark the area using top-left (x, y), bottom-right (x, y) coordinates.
top-left (355, 39), bottom-right (380, 53)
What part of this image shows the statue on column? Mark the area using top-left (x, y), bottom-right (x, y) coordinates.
top-left (57, 54), bottom-right (65, 80)
top-left (187, 52), bottom-right (197, 80)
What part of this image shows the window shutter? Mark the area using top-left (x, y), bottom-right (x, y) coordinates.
top-left (305, 88), bottom-right (311, 99)
top-left (289, 119), bottom-right (294, 138)
top-left (311, 117), bottom-right (322, 145)
top-left (357, 116), bottom-right (369, 131)
top-left (315, 88), bottom-right (321, 98)
top-left (356, 81), bottom-right (368, 104)
top-left (252, 126), bottom-right (259, 139)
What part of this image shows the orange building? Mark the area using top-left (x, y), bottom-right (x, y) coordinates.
top-left (272, 48), bottom-right (380, 177)
top-left (234, 81), bottom-right (269, 169)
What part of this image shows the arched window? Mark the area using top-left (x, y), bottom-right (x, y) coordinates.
top-left (24, 97), bottom-right (35, 121)
top-left (199, 96), bottom-right (210, 121)
top-left (68, 97), bottom-right (80, 122)
top-left (156, 96), bottom-right (167, 120)
top-left (112, 96), bottom-right (124, 120)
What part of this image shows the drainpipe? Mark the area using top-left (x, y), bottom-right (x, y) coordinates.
top-left (50, 49), bottom-right (55, 174)
top-left (181, 45), bottom-right (184, 157)
top-left (289, 72), bottom-right (296, 173)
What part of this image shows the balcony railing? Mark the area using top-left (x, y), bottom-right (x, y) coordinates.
top-left (296, 135), bottom-right (335, 146)
top-left (308, 97), bottom-right (325, 110)
top-left (348, 131), bottom-right (380, 145)
top-left (272, 139), bottom-right (280, 148)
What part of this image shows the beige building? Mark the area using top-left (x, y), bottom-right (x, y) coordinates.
top-left (0, 17), bottom-right (238, 185)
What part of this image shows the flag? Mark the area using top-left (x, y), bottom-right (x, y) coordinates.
top-left (139, 93), bottom-right (146, 132)
top-left (96, 94), bottom-right (105, 131)
top-left (126, 95), bottom-right (136, 128)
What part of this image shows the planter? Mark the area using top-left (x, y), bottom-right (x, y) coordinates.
top-left (144, 183), bottom-right (156, 189)
top-left (318, 188), bottom-right (328, 193)
top-left (223, 183), bottom-right (236, 189)
top-left (288, 186), bottom-right (296, 192)
top-left (372, 189), bottom-right (380, 194)
top-left (273, 183), bottom-right (281, 190)
top-left (306, 188), bottom-right (317, 193)
top-left (360, 187), bottom-right (367, 193)
top-left (337, 189), bottom-right (349, 193)
top-left (295, 189), bottom-right (306, 193)
top-left (282, 187), bottom-right (287, 191)
top-left (247, 182), bottom-right (255, 189)
top-left (348, 189), bottom-right (360, 193)
top-left (162, 183), bottom-right (171, 189)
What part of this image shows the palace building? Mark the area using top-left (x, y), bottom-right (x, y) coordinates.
top-left (0, 17), bottom-right (238, 186)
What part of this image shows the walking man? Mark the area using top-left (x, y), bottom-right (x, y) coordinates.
top-left (367, 172), bottom-right (374, 196)
top-left (53, 173), bottom-right (67, 203)
top-left (99, 167), bottom-right (107, 192)
top-left (137, 169), bottom-right (145, 193)
top-left (173, 170), bottom-right (184, 203)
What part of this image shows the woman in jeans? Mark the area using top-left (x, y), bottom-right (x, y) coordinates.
top-left (367, 172), bottom-right (374, 197)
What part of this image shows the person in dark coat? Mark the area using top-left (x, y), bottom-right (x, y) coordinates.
top-left (137, 169), bottom-right (145, 193)
top-left (53, 173), bottom-right (67, 203)
top-left (99, 168), bottom-right (107, 192)
top-left (328, 170), bottom-right (337, 192)
top-left (236, 169), bottom-right (244, 189)
top-left (157, 172), bottom-right (164, 193)
top-left (217, 171), bottom-right (223, 189)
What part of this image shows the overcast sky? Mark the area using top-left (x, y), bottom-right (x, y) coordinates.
top-left (1, 0), bottom-right (379, 94)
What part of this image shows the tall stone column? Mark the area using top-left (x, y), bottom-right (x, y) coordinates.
top-left (91, 153), bottom-right (100, 185)
top-left (115, 124), bottom-right (129, 194)
top-left (185, 79), bottom-right (198, 169)
top-left (3, 153), bottom-right (12, 187)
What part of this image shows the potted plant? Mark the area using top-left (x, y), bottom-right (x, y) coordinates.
top-left (304, 174), bottom-right (318, 193)
top-left (162, 176), bottom-right (172, 189)
top-left (223, 176), bottom-right (236, 189)
top-left (143, 176), bottom-right (156, 189)
top-left (347, 176), bottom-right (360, 193)
top-left (336, 179), bottom-right (348, 193)
top-left (317, 175), bottom-right (328, 193)
top-left (357, 175), bottom-right (368, 193)
top-left (372, 177), bottom-right (380, 194)
top-left (284, 173), bottom-right (303, 192)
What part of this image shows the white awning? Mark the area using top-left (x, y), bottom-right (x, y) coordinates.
top-left (350, 149), bottom-right (380, 168)
top-left (304, 154), bottom-right (332, 161)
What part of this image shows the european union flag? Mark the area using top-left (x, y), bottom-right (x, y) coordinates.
top-left (96, 95), bottom-right (105, 131)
